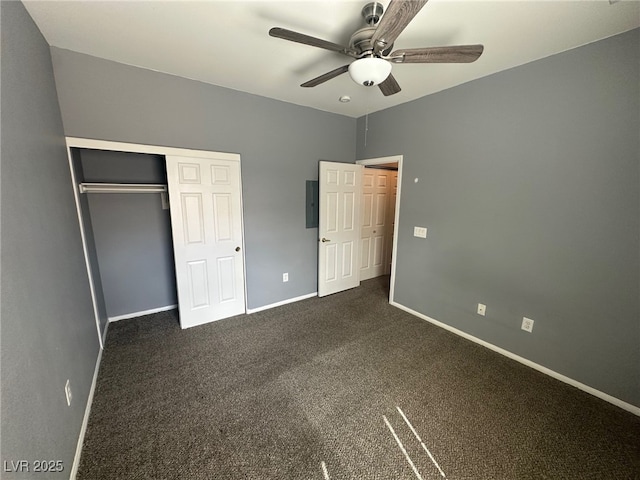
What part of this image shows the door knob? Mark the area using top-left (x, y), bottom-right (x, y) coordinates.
top-left (321, 238), bottom-right (330, 243)
top-left (235, 246), bottom-right (241, 252)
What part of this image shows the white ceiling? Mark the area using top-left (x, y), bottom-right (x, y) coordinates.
top-left (23, 0), bottom-right (640, 118)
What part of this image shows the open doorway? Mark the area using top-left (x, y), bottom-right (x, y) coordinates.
top-left (356, 155), bottom-right (402, 303)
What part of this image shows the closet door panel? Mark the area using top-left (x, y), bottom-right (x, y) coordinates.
top-left (187, 260), bottom-right (211, 309)
top-left (181, 193), bottom-right (205, 244)
top-left (167, 155), bottom-right (245, 329)
top-left (212, 193), bottom-right (233, 242)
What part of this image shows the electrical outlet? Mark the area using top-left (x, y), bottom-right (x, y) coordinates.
top-left (477, 303), bottom-right (486, 316)
top-left (413, 226), bottom-right (427, 238)
top-left (64, 379), bottom-right (72, 406)
top-left (521, 317), bottom-right (534, 333)
top-left (282, 273), bottom-right (288, 282)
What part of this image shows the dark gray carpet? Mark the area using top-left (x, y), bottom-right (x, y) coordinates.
top-left (78, 276), bottom-right (640, 479)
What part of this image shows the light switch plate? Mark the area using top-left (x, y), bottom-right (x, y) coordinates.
top-left (413, 226), bottom-right (427, 238)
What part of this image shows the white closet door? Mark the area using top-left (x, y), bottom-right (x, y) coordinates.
top-left (166, 155), bottom-right (245, 329)
top-left (318, 161), bottom-right (362, 297)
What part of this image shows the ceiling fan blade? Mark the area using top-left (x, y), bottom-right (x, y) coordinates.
top-left (301, 65), bottom-right (350, 88)
top-left (378, 74), bottom-right (401, 96)
top-left (390, 45), bottom-right (484, 63)
top-left (371, 0), bottom-right (429, 54)
top-left (269, 27), bottom-right (357, 57)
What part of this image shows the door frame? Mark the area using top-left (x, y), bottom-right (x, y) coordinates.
top-left (356, 155), bottom-right (403, 304)
top-left (65, 137), bottom-right (247, 346)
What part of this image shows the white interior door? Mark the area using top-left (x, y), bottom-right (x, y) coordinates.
top-left (360, 168), bottom-right (392, 281)
top-left (166, 155), bottom-right (245, 329)
top-left (318, 161), bottom-right (363, 297)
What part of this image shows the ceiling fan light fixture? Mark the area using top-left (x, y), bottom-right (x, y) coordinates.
top-left (348, 57), bottom-right (391, 87)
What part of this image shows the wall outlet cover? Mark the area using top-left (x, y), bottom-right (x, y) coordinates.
top-left (413, 226), bottom-right (427, 238)
top-left (522, 317), bottom-right (534, 333)
top-left (477, 303), bottom-right (486, 316)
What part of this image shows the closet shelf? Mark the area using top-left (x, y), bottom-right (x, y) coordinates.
top-left (79, 183), bottom-right (168, 194)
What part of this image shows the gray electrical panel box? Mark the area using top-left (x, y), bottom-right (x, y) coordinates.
top-left (305, 180), bottom-right (318, 228)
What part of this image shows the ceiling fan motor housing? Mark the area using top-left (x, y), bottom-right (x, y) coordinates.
top-left (350, 26), bottom-right (376, 53)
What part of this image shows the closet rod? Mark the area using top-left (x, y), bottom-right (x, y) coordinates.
top-left (79, 183), bottom-right (168, 194)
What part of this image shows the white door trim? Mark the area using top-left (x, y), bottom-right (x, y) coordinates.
top-left (65, 137), bottom-right (247, 341)
top-left (66, 144), bottom-right (105, 348)
top-left (356, 155), bottom-right (403, 304)
top-left (66, 137), bottom-right (239, 161)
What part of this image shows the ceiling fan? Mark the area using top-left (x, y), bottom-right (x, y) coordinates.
top-left (269, 0), bottom-right (484, 96)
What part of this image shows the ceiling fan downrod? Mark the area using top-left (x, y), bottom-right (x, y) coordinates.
top-left (351, 2), bottom-right (393, 59)
top-left (361, 2), bottom-right (384, 26)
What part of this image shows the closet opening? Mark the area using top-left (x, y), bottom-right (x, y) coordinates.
top-left (69, 147), bottom-right (178, 345)
top-left (68, 137), bottom-right (248, 344)
top-left (356, 155), bottom-right (402, 303)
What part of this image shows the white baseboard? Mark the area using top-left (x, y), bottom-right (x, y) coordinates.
top-left (70, 322), bottom-right (108, 480)
top-left (391, 300), bottom-right (640, 417)
top-left (246, 292), bottom-right (317, 314)
top-left (108, 304), bottom-right (177, 322)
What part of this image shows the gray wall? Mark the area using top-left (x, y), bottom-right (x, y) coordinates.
top-left (50, 48), bottom-right (357, 310)
top-left (78, 149), bottom-right (177, 318)
top-left (1, 2), bottom-right (101, 478)
top-left (357, 29), bottom-right (640, 407)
